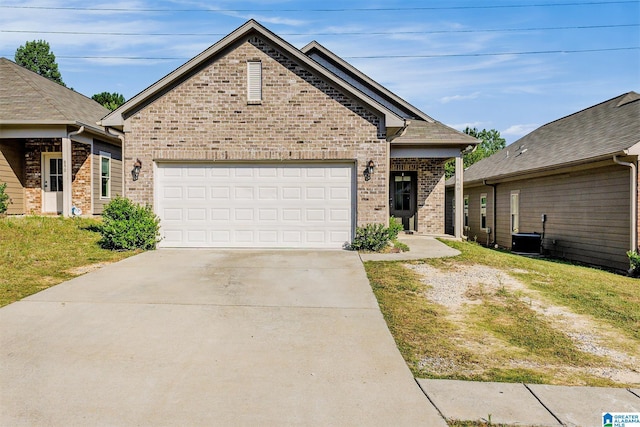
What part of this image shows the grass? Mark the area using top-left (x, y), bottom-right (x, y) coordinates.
top-left (364, 240), bottom-right (640, 387)
top-left (0, 216), bottom-right (138, 307)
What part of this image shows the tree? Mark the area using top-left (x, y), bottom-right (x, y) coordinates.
top-left (92, 92), bottom-right (126, 111)
top-left (15, 40), bottom-right (65, 86)
top-left (445, 127), bottom-right (506, 178)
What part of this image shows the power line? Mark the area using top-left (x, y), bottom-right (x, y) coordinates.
top-left (0, 1), bottom-right (636, 13)
top-left (1, 24), bottom-right (637, 38)
top-left (2, 47), bottom-right (635, 61)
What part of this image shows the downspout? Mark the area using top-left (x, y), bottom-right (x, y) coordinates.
top-left (63, 126), bottom-right (85, 217)
top-left (484, 179), bottom-right (498, 246)
top-left (613, 154), bottom-right (638, 252)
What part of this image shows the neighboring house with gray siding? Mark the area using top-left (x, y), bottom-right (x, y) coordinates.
top-left (446, 92), bottom-right (640, 271)
top-left (102, 20), bottom-right (477, 249)
top-left (0, 58), bottom-right (122, 216)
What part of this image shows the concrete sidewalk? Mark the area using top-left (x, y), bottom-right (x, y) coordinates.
top-left (417, 379), bottom-right (640, 426)
top-left (359, 234), bottom-right (460, 261)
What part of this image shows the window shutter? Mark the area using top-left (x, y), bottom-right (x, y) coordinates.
top-left (247, 61), bottom-right (262, 102)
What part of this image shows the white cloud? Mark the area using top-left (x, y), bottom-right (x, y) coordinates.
top-left (440, 92), bottom-right (481, 103)
top-left (448, 122), bottom-right (486, 132)
top-left (502, 124), bottom-right (539, 137)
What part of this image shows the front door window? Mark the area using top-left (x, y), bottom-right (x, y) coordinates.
top-left (389, 171), bottom-right (417, 231)
top-left (42, 153), bottom-right (63, 213)
top-left (394, 175), bottom-right (411, 211)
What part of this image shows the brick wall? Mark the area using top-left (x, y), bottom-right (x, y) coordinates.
top-left (391, 158), bottom-right (447, 234)
top-left (25, 139), bottom-right (59, 213)
top-left (24, 139), bottom-right (92, 214)
top-left (71, 143), bottom-right (91, 214)
top-left (124, 35), bottom-right (388, 226)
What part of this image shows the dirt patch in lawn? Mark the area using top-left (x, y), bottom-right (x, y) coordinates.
top-left (406, 263), bottom-right (640, 386)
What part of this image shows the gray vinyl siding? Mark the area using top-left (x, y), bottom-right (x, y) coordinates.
top-left (464, 164), bottom-right (631, 271)
top-left (0, 140), bottom-right (25, 214)
top-left (92, 140), bottom-right (122, 214)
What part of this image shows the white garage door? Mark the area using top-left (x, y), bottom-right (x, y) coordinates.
top-left (156, 163), bottom-right (354, 248)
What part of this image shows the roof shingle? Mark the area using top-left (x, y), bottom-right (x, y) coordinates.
top-left (462, 92), bottom-right (640, 183)
top-left (0, 57), bottom-right (108, 125)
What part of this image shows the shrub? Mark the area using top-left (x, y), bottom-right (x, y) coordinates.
top-left (388, 216), bottom-right (404, 240)
top-left (350, 223), bottom-right (390, 252)
top-left (99, 197), bottom-right (160, 250)
top-left (627, 250), bottom-right (640, 277)
top-left (0, 182), bottom-right (9, 215)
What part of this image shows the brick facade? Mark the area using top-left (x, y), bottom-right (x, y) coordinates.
top-left (24, 138), bottom-right (92, 214)
top-left (390, 158), bottom-right (447, 234)
top-left (124, 36), bottom-right (388, 226)
top-left (71, 143), bottom-right (91, 214)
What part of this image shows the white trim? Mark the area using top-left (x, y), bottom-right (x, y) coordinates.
top-left (100, 152), bottom-right (111, 200)
top-left (510, 190), bottom-right (520, 233)
top-left (480, 193), bottom-right (487, 230)
top-left (247, 61), bottom-right (262, 103)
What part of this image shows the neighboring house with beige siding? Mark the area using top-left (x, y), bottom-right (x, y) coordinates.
top-left (446, 92), bottom-right (640, 271)
top-left (0, 58), bottom-right (122, 216)
top-left (102, 20), bottom-right (477, 249)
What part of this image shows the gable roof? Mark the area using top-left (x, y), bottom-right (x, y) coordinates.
top-left (462, 91), bottom-right (640, 184)
top-left (301, 42), bottom-right (476, 147)
top-left (301, 41), bottom-right (433, 122)
top-left (0, 57), bottom-right (109, 126)
top-left (102, 19), bottom-right (404, 130)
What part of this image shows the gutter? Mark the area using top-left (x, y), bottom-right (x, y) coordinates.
top-left (484, 179), bottom-right (498, 246)
top-left (613, 154), bottom-right (638, 252)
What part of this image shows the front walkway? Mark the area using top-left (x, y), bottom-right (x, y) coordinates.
top-left (359, 234), bottom-right (460, 262)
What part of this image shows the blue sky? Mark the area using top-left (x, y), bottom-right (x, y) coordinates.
top-left (1, 0), bottom-right (638, 144)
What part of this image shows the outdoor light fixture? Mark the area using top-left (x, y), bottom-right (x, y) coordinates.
top-left (131, 159), bottom-right (142, 181)
top-left (363, 160), bottom-right (375, 181)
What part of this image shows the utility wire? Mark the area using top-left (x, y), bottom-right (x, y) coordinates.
top-left (1, 24), bottom-right (637, 37)
top-left (0, 1), bottom-right (636, 13)
top-left (2, 47), bottom-right (635, 61)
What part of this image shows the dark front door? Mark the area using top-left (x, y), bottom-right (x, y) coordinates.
top-left (389, 171), bottom-right (417, 231)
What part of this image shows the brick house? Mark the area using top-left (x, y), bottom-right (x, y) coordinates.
top-left (102, 20), bottom-right (477, 248)
top-left (0, 58), bottom-right (122, 216)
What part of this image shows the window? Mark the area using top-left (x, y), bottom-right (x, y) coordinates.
top-left (100, 152), bottom-right (111, 199)
top-left (463, 195), bottom-right (469, 227)
top-left (247, 61), bottom-right (262, 103)
top-left (480, 193), bottom-right (487, 229)
top-left (511, 191), bottom-right (520, 233)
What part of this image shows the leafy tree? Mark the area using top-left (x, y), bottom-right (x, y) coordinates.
top-left (91, 92), bottom-right (126, 111)
top-left (445, 127), bottom-right (506, 178)
top-left (15, 40), bottom-right (65, 86)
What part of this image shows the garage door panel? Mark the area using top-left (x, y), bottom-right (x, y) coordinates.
top-left (156, 163), bottom-right (354, 248)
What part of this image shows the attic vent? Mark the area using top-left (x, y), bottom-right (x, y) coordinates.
top-left (247, 61), bottom-right (262, 103)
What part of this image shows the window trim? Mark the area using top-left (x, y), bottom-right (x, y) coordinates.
top-left (247, 61), bottom-right (262, 103)
top-left (463, 195), bottom-right (469, 228)
top-left (100, 151), bottom-right (111, 200)
top-left (480, 193), bottom-right (487, 230)
top-left (510, 190), bottom-right (520, 234)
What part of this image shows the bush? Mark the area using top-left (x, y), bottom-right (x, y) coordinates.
top-left (98, 197), bottom-right (160, 250)
top-left (388, 216), bottom-right (403, 240)
top-left (627, 250), bottom-right (640, 277)
top-left (0, 182), bottom-right (9, 215)
top-left (349, 223), bottom-right (389, 252)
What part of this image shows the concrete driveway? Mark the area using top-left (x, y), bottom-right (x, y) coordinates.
top-left (0, 249), bottom-right (445, 426)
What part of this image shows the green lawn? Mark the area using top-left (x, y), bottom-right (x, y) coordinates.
top-left (364, 240), bottom-right (640, 387)
top-left (0, 216), bottom-right (138, 307)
